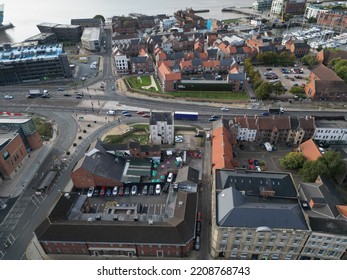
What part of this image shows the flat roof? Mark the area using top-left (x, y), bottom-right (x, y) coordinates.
top-left (0, 116), bottom-right (31, 124)
top-left (315, 119), bottom-right (347, 129)
top-left (0, 43), bottom-right (63, 63)
top-left (81, 27), bottom-right (101, 41)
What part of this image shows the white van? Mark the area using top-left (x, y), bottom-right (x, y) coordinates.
top-left (264, 142), bottom-right (272, 152)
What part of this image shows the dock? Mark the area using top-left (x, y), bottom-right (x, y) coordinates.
top-left (222, 6), bottom-right (262, 17)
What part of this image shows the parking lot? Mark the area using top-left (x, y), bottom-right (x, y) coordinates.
top-left (234, 142), bottom-right (302, 187)
top-left (256, 64), bottom-right (310, 99)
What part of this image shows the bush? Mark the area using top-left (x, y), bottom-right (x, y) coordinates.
top-left (83, 129), bottom-right (87, 133)
top-left (78, 136), bottom-right (82, 139)
top-left (87, 124), bottom-right (91, 127)
top-left (73, 143), bottom-right (77, 146)
top-left (66, 151), bottom-right (70, 155)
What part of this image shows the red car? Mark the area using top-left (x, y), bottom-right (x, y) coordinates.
top-left (197, 211), bottom-right (202, 222)
top-left (142, 114), bottom-right (150, 118)
top-left (248, 159), bottom-right (254, 165)
top-left (118, 186), bottom-right (124, 196)
top-left (249, 165), bottom-right (255, 170)
top-left (136, 111), bottom-right (145, 115)
top-left (99, 186), bottom-right (106, 196)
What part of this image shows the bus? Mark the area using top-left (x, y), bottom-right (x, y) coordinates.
top-left (174, 111), bottom-right (198, 121)
top-left (35, 170), bottom-right (59, 195)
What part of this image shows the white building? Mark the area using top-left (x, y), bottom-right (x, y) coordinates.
top-left (304, 4), bottom-right (329, 19)
top-left (271, 0), bottom-right (284, 15)
top-left (112, 47), bottom-right (129, 75)
top-left (160, 17), bottom-right (177, 32)
top-left (149, 111), bottom-right (174, 145)
top-left (313, 119), bottom-right (347, 144)
top-left (252, 0), bottom-right (273, 12)
top-left (81, 27), bottom-right (101, 51)
top-left (233, 116), bottom-right (257, 142)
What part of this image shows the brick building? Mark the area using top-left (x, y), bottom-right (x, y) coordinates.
top-left (305, 64), bottom-right (347, 101)
top-left (34, 190), bottom-right (197, 259)
top-left (0, 113), bottom-right (42, 180)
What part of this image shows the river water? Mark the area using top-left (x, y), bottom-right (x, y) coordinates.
top-left (0, 0), bottom-right (253, 43)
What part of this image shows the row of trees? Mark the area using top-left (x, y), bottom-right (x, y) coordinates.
top-left (244, 58), bottom-right (286, 100)
top-left (280, 150), bottom-right (345, 183)
top-left (255, 51), bottom-right (296, 66)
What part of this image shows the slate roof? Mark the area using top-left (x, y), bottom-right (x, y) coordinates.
top-left (175, 166), bottom-right (199, 184)
top-left (220, 59), bottom-right (233, 66)
top-left (191, 58), bottom-right (202, 66)
top-left (299, 176), bottom-right (347, 220)
top-left (309, 217), bottom-right (347, 235)
top-left (228, 73), bottom-right (246, 81)
top-left (78, 140), bottom-right (125, 181)
top-left (216, 186), bottom-right (309, 230)
top-left (322, 49), bottom-right (347, 65)
top-left (35, 191), bottom-right (197, 245)
top-left (216, 169), bottom-right (298, 197)
top-left (131, 56), bottom-right (147, 63)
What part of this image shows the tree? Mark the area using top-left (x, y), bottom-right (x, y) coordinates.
top-left (255, 82), bottom-right (271, 99)
top-left (290, 86), bottom-right (305, 95)
top-left (300, 160), bottom-right (329, 182)
top-left (299, 150), bottom-right (345, 182)
top-left (94, 14), bottom-right (105, 24)
top-left (301, 54), bottom-right (318, 68)
top-left (272, 82), bottom-right (286, 96)
top-left (280, 152), bottom-right (306, 170)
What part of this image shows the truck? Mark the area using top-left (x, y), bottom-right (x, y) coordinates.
top-left (174, 111), bottom-right (198, 121)
top-left (27, 89), bottom-right (42, 98)
top-left (268, 107), bottom-right (284, 114)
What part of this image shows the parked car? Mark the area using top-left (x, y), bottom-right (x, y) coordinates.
top-left (254, 159), bottom-right (260, 166)
top-left (4, 95), bottom-right (13, 99)
top-left (149, 185), bottom-right (154, 195)
top-left (131, 185), bottom-right (138, 196)
top-left (248, 159), bottom-right (254, 165)
top-left (197, 211), bottom-right (202, 222)
top-left (57, 87), bottom-right (65, 91)
top-left (239, 144), bottom-right (245, 150)
top-left (262, 112), bottom-right (270, 116)
top-left (142, 185), bottom-right (148, 195)
top-left (112, 186), bottom-right (118, 196)
top-left (155, 184), bottom-right (161, 195)
top-left (99, 186), bottom-right (106, 196)
top-left (209, 117), bottom-right (218, 121)
top-left (93, 187), bottom-right (100, 197)
top-left (167, 172), bottom-right (173, 183)
top-left (194, 236), bottom-right (201, 250)
top-left (196, 221), bottom-right (202, 236)
top-left (118, 186), bottom-right (124, 196)
top-left (124, 187), bottom-right (130, 196)
top-left (87, 187), bottom-right (94, 197)
top-left (106, 187), bottom-right (112, 196)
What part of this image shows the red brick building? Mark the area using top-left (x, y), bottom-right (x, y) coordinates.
top-left (0, 113), bottom-right (42, 180)
top-left (305, 64), bottom-right (347, 101)
top-left (34, 190), bottom-right (197, 258)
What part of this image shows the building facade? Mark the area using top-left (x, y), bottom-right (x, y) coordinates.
top-left (313, 118), bottom-right (347, 144)
top-left (81, 27), bottom-right (101, 52)
top-left (37, 22), bottom-right (82, 43)
top-left (0, 43), bottom-right (72, 85)
top-left (211, 169), bottom-right (310, 260)
top-left (149, 111), bottom-right (174, 145)
top-left (0, 113), bottom-right (42, 180)
top-left (252, 0), bottom-right (273, 12)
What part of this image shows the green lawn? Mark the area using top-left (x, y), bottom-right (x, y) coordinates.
top-left (222, 18), bottom-right (242, 24)
top-left (170, 91), bottom-right (249, 100)
top-left (103, 124), bottom-right (149, 144)
top-left (126, 75), bottom-right (152, 89)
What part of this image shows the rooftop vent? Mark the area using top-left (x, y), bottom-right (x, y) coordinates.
top-left (148, 219), bottom-right (154, 225)
top-left (259, 186), bottom-right (275, 197)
